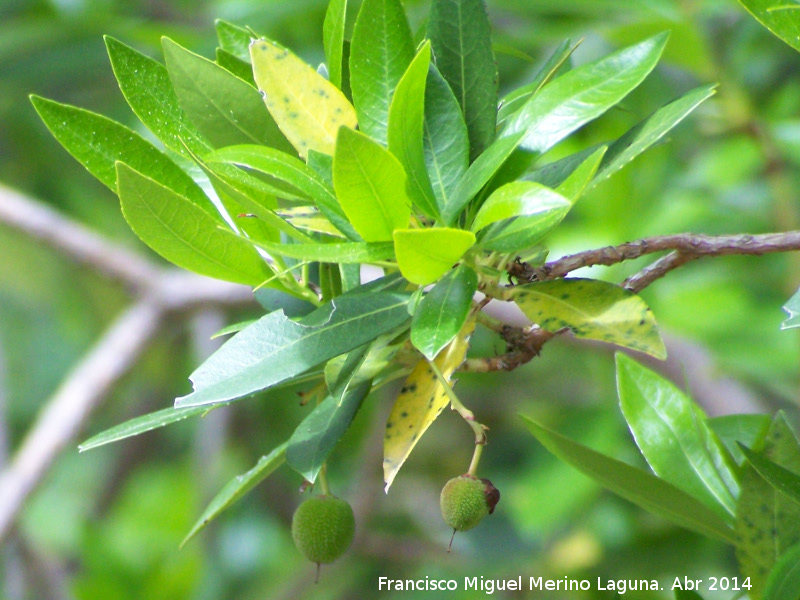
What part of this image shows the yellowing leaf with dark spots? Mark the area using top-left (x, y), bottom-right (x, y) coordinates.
top-left (383, 318), bottom-right (475, 491)
top-left (505, 278), bottom-right (666, 359)
top-left (250, 39), bottom-right (357, 159)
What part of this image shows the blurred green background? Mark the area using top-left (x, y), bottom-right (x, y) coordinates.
top-left (2, 0), bottom-right (800, 598)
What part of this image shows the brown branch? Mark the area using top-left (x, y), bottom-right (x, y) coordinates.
top-left (461, 325), bottom-right (555, 373)
top-left (521, 231), bottom-right (800, 290)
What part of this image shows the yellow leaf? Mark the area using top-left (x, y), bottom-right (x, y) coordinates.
top-left (383, 318), bottom-right (475, 491)
top-left (250, 39), bottom-right (357, 158)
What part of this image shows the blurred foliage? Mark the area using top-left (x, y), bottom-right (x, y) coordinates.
top-left (2, 0), bottom-right (800, 599)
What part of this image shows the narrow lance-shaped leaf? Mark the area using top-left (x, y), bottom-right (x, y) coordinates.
top-left (252, 239), bottom-right (394, 264)
top-left (104, 36), bottom-right (210, 157)
top-left (393, 227), bottom-right (475, 286)
top-left (215, 19), bottom-right (254, 61)
top-left (250, 39), bottom-right (357, 158)
top-left (736, 414), bottom-right (800, 599)
top-left (739, 444), bottom-right (800, 507)
top-left (423, 63), bottom-right (470, 216)
top-left (411, 264), bottom-right (478, 360)
top-left (429, 0), bottom-right (498, 160)
top-left (521, 415), bottom-right (736, 544)
top-left (616, 354), bottom-right (738, 523)
top-left (444, 33), bottom-right (668, 224)
top-left (30, 96), bottom-right (214, 214)
top-left (504, 278), bottom-right (667, 359)
top-left (116, 162), bottom-right (272, 286)
top-left (762, 542), bottom-right (800, 600)
top-left (333, 126), bottom-right (412, 241)
top-left (175, 292), bottom-right (411, 408)
top-left (323, 0), bottom-right (347, 89)
top-left (384, 318), bottom-right (475, 491)
top-left (182, 443), bottom-right (287, 547)
top-left (349, 0), bottom-right (415, 144)
top-left (388, 42), bottom-right (439, 219)
top-left (162, 37), bottom-right (293, 153)
top-left (738, 0), bottom-right (800, 53)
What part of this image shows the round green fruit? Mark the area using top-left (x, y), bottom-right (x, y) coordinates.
top-left (440, 475), bottom-right (500, 532)
top-left (291, 494), bottom-right (355, 565)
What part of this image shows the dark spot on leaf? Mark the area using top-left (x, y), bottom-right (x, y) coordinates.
top-left (386, 422), bottom-right (393, 429)
top-left (400, 411), bottom-right (409, 418)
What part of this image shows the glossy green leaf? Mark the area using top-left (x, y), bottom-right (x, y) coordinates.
top-left (471, 181), bottom-right (572, 232)
top-left (30, 96), bottom-right (213, 212)
top-left (182, 443), bottom-right (287, 547)
top-left (738, 0), bottom-right (800, 53)
top-left (388, 42), bottom-right (439, 218)
top-left (79, 406), bottom-right (217, 452)
top-left (616, 354), bottom-right (738, 523)
top-left (250, 38), bottom-right (357, 158)
top-left (423, 63), bottom-right (470, 216)
top-left (736, 414), bottom-right (800, 598)
top-left (411, 264), bottom-right (478, 360)
top-left (287, 381), bottom-right (371, 483)
top-left (506, 32), bottom-right (669, 153)
top-left (521, 415), bottom-right (736, 543)
top-left (393, 228), bottom-right (476, 286)
top-left (215, 19), bottom-right (254, 62)
top-left (252, 240), bottom-right (394, 264)
top-left (740, 444), bottom-right (800, 507)
top-left (349, 0), bottom-right (415, 145)
top-left (476, 202), bottom-right (569, 252)
top-left (162, 38), bottom-right (292, 152)
top-left (333, 127), bottom-right (412, 241)
top-left (507, 279), bottom-right (667, 359)
top-left (763, 543), bottom-right (800, 600)
top-left (445, 34), bottom-right (668, 222)
top-left (429, 0), bottom-right (498, 160)
top-left (216, 48), bottom-right (255, 85)
top-left (497, 39), bottom-right (579, 125)
top-left (589, 85), bottom-right (717, 190)
top-left (116, 162), bottom-right (272, 286)
top-left (323, 0), bottom-right (347, 89)
top-left (175, 292), bottom-right (411, 408)
top-left (709, 414), bottom-right (771, 464)
top-left (207, 144), bottom-right (357, 239)
top-left (555, 147), bottom-right (607, 202)
top-left (105, 36), bottom-right (210, 157)
top-left (781, 286), bottom-right (800, 329)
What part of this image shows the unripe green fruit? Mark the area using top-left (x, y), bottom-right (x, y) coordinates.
top-left (291, 494), bottom-right (355, 565)
top-left (440, 475), bottom-right (500, 532)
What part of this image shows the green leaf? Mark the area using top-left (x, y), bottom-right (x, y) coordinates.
top-left (216, 48), bottom-right (256, 86)
top-left (471, 181), bottom-right (572, 232)
top-left (738, 0), bottom-right (800, 53)
top-left (323, 0), bottom-right (347, 89)
top-left (616, 354), bottom-right (738, 523)
top-left (349, 0), bottom-right (415, 145)
top-left (781, 286), bottom-right (800, 329)
top-left (182, 443), bottom-right (287, 547)
top-left (287, 381), bottom-right (371, 483)
top-left (520, 415), bottom-right (736, 543)
top-left (175, 292), bottom-right (411, 408)
top-left (252, 240), bottom-right (394, 264)
top-left (207, 144), bottom-right (357, 239)
top-left (709, 414), bottom-right (771, 464)
top-left (105, 36), bottom-right (210, 157)
top-left (506, 32), bottom-right (669, 153)
top-left (507, 279), bottom-right (667, 359)
top-left (411, 265), bottom-right (478, 360)
top-left (30, 96), bottom-right (212, 212)
top-left (215, 19), bottom-right (254, 61)
top-left (763, 542), bottom-right (800, 600)
top-left (736, 414), bottom-right (800, 598)
top-left (162, 37), bottom-right (292, 152)
top-left (423, 63), bottom-right (470, 216)
top-left (393, 228), bottom-right (476, 285)
top-left (116, 162), bottom-right (272, 285)
top-left (554, 147), bottom-right (607, 203)
top-left (429, 0), bottom-right (498, 160)
top-left (250, 38), bottom-right (357, 158)
top-left (445, 34), bottom-right (668, 222)
top-left (589, 85), bottom-right (717, 190)
top-left (333, 127), bottom-right (411, 242)
top-left (740, 444), bottom-right (800, 507)
top-left (79, 406), bottom-right (216, 452)
top-left (388, 42), bottom-right (439, 219)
